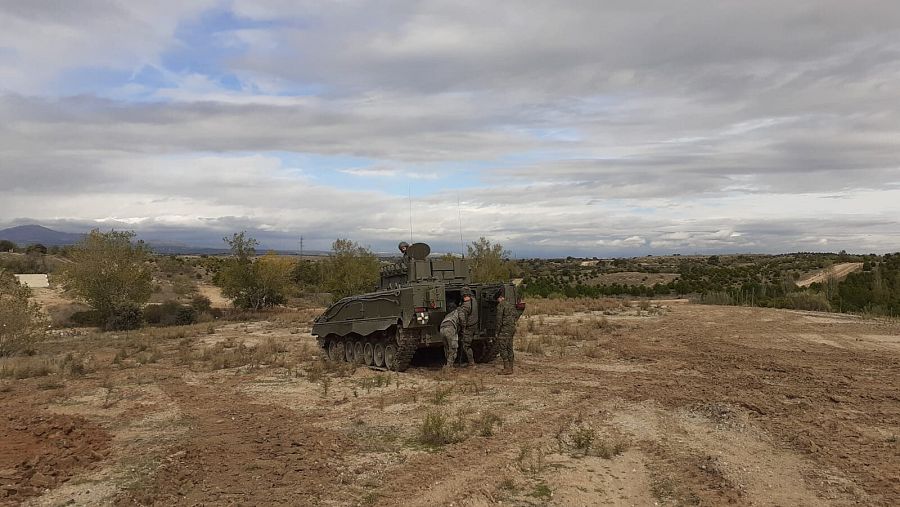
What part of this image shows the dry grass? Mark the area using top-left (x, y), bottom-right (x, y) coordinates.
top-left (0, 352), bottom-right (95, 379)
top-left (526, 297), bottom-right (623, 316)
top-left (417, 409), bottom-right (468, 447)
top-left (555, 415), bottom-right (628, 458)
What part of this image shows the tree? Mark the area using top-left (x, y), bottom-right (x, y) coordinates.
top-left (216, 233), bottom-right (295, 310)
top-left (292, 260), bottom-right (322, 294)
top-left (467, 237), bottom-right (514, 283)
top-left (320, 239), bottom-right (380, 300)
top-left (0, 240), bottom-right (15, 252)
top-left (0, 269), bottom-right (49, 356)
top-left (60, 229), bottom-right (152, 329)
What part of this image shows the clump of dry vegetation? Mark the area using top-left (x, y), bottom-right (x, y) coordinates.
top-left (417, 409), bottom-right (468, 447)
top-left (526, 297), bottom-right (623, 316)
top-left (554, 415), bottom-right (628, 459)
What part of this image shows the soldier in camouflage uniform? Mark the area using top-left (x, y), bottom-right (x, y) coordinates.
top-left (457, 287), bottom-right (477, 368)
top-left (495, 288), bottom-right (518, 375)
top-left (440, 288), bottom-right (473, 369)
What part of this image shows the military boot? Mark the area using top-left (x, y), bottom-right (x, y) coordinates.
top-left (498, 361), bottom-right (513, 375)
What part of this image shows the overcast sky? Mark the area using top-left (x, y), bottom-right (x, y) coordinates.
top-left (1, 1), bottom-right (898, 257)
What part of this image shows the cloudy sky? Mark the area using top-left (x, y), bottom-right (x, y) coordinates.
top-left (1, 1), bottom-right (898, 257)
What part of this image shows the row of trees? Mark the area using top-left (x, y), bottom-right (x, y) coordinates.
top-left (3, 229), bottom-right (517, 337)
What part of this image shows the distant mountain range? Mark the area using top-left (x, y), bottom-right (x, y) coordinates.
top-left (0, 224), bottom-right (332, 256)
top-left (0, 225), bottom-right (84, 246)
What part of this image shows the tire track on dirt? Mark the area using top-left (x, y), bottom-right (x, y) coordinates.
top-left (115, 379), bottom-right (356, 506)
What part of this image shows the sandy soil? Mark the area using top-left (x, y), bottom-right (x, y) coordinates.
top-left (796, 262), bottom-right (864, 287)
top-left (195, 283), bottom-right (230, 308)
top-left (1, 303), bottom-right (898, 506)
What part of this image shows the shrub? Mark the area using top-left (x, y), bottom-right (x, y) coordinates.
top-left (191, 294), bottom-right (212, 313)
top-left (776, 292), bottom-right (832, 312)
top-left (0, 270), bottom-right (48, 356)
top-left (60, 229), bottom-right (152, 325)
top-left (417, 409), bottom-right (467, 446)
top-left (175, 305), bottom-right (197, 325)
top-left (472, 411), bottom-right (503, 437)
top-left (145, 300), bottom-right (197, 326)
top-left (70, 310), bottom-right (103, 327)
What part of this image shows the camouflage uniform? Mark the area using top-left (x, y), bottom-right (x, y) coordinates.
top-left (458, 299), bottom-right (477, 366)
top-left (439, 302), bottom-right (470, 366)
top-left (495, 299), bottom-right (518, 372)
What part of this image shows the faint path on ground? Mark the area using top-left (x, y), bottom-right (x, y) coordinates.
top-left (796, 262), bottom-right (863, 287)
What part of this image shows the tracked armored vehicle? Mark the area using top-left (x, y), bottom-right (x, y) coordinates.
top-left (311, 242), bottom-right (524, 371)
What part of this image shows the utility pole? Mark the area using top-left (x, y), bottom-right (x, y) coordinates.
top-left (299, 236), bottom-right (304, 258)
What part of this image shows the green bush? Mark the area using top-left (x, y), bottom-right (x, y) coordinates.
top-left (0, 270), bottom-right (48, 356)
top-left (105, 303), bottom-right (143, 331)
top-left (144, 300), bottom-right (198, 326)
top-left (775, 292), bottom-right (832, 312)
top-left (70, 310), bottom-right (103, 327)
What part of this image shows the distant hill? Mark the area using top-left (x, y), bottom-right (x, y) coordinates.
top-left (0, 225), bottom-right (84, 246)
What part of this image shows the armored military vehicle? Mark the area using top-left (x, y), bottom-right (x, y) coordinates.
top-left (311, 242), bottom-right (524, 371)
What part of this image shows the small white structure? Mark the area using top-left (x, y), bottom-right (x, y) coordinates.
top-left (14, 274), bottom-right (49, 288)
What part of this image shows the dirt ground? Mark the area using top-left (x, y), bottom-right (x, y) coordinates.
top-left (1, 302), bottom-right (898, 506)
top-left (796, 262), bottom-right (864, 287)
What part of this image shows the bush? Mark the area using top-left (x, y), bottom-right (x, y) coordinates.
top-left (176, 305), bottom-right (198, 325)
top-left (417, 409), bottom-right (467, 446)
top-left (60, 229), bottom-right (152, 325)
top-left (191, 294), bottom-right (212, 313)
top-left (0, 270), bottom-right (48, 356)
top-left (105, 303), bottom-right (143, 331)
top-left (144, 300), bottom-right (197, 326)
top-left (775, 292), bottom-right (832, 312)
top-left (69, 310), bottom-right (103, 327)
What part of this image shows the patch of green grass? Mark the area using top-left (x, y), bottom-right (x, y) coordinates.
top-left (529, 482), bottom-right (552, 501)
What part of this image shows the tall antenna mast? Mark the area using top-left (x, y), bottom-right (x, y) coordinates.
top-left (457, 193), bottom-right (464, 258)
top-left (408, 185), bottom-right (413, 243)
top-left (299, 236), bottom-right (303, 258)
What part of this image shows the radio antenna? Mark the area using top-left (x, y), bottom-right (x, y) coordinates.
top-left (457, 193), bottom-right (464, 258)
top-left (408, 185), bottom-right (413, 243)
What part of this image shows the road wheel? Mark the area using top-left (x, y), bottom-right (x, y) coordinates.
top-left (384, 343), bottom-right (397, 370)
top-left (363, 342), bottom-right (375, 366)
top-left (327, 340), bottom-right (340, 361)
top-left (373, 342), bottom-right (385, 367)
top-left (344, 339), bottom-right (354, 362)
top-left (354, 341), bottom-right (365, 364)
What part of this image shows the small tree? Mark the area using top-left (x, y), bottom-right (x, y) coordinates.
top-left (60, 229), bottom-right (152, 330)
top-left (0, 240), bottom-right (15, 252)
top-left (320, 239), bottom-right (380, 300)
top-left (467, 237), bottom-right (514, 283)
top-left (0, 269), bottom-right (48, 356)
top-left (216, 233), bottom-right (295, 310)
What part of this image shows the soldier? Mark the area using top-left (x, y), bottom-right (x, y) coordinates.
top-left (398, 241), bottom-right (410, 256)
top-left (439, 288), bottom-right (474, 370)
top-left (495, 288), bottom-right (518, 375)
top-left (458, 287), bottom-right (478, 368)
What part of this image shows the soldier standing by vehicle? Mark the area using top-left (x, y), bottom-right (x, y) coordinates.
top-left (439, 288), bottom-right (474, 370)
top-left (458, 287), bottom-right (477, 368)
top-left (495, 289), bottom-right (518, 375)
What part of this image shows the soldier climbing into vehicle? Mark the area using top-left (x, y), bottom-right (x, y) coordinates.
top-left (495, 287), bottom-right (519, 375)
top-left (439, 287), bottom-right (474, 370)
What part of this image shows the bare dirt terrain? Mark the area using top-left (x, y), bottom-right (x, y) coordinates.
top-left (1, 302), bottom-right (898, 506)
top-left (796, 263), bottom-right (864, 287)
